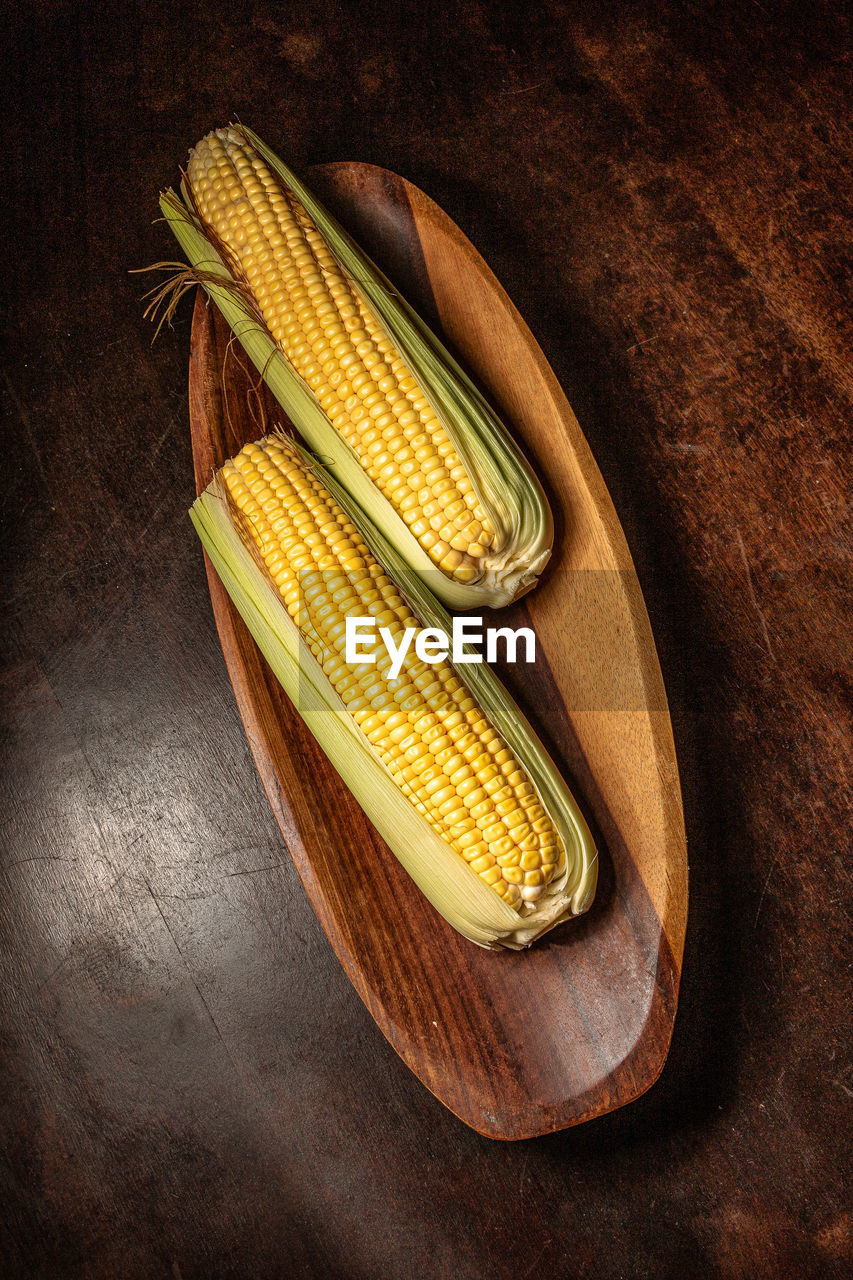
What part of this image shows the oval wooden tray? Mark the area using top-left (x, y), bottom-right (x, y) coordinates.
top-left (188, 163), bottom-right (688, 1140)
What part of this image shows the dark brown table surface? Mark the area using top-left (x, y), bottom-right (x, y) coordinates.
top-left (2, 3), bottom-right (850, 1277)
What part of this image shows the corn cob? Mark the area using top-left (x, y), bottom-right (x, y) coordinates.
top-left (191, 433), bottom-right (596, 948)
top-left (190, 132), bottom-right (495, 589)
top-left (163, 125), bottom-right (553, 611)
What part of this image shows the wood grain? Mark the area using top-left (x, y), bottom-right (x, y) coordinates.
top-left (188, 163), bottom-right (687, 1138)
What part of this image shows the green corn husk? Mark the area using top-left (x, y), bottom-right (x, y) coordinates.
top-left (162, 124), bottom-right (553, 610)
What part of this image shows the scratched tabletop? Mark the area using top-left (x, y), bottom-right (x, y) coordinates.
top-left (2, 2), bottom-right (850, 1277)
